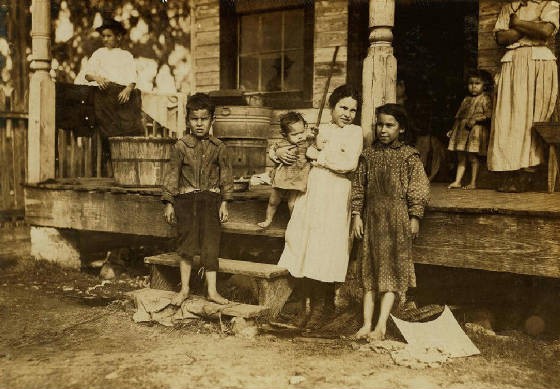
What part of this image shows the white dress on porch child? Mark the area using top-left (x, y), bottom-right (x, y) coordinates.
top-left (277, 123), bottom-right (363, 282)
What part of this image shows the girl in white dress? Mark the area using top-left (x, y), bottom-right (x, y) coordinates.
top-left (276, 85), bottom-right (363, 330)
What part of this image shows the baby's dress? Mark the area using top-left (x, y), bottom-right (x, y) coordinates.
top-left (270, 139), bottom-right (311, 192)
top-left (448, 93), bottom-right (492, 155)
top-left (351, 141), bottom-right (430, 303)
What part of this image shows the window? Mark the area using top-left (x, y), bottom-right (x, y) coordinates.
top-left (220, 0), bottom-right (314, 108)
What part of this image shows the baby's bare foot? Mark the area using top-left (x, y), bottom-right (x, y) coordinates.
top-left (171, 288), bottom-right (190, 306)
top-left (257, 220), bottom-right (272, 228)
top-left (207, 292), bottom-right (230, 305)
top-left (463, 184), bottom-right (477, 190)
top-left (448, 181), bottom-right (462, 189)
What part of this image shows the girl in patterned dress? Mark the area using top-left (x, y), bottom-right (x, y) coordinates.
top-left (351, 104), bottom-right (430, 341)
top-left (447, 70), bottom-right (493, 190)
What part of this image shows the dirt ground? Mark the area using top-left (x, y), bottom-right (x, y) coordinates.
top-left (1, 225), bottom-right (560, 389)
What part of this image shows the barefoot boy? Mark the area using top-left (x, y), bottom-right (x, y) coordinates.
top-left (162, 92), bottom-right (233, 306)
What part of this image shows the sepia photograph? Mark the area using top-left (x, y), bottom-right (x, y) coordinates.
top-left (1, 0), bottom-right (559, 388)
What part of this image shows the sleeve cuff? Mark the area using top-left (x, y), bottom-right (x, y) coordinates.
top-left (222, 193), bottom-right (234, 202)
top-left (161, 194), bottom-right (174, 205)
top-left (408, 207), bottom-right (424, 219)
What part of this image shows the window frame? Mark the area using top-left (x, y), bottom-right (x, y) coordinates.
top-left (220, 0), bottom-right (314, 109)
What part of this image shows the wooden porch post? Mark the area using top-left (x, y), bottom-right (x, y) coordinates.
top-left (28, 0), bottom-right (55, 183)
top-left (361, 0), bottom-right (397, 146)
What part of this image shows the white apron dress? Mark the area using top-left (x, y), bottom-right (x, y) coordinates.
top-left (488, 0), bottom-right (559, 171)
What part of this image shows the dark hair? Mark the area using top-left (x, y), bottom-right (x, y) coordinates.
top-left (376, 103), bottom-right (410, 140)
top-left (279, 111), bottom-right (307, 137)
top-left (186, 92), bottom-right (215, 118)
top-left (95, 18), bottom-right (127, 36)
top-left (328, 84), bottom-right (361, 111)
top-left (466, 69), bottom-right (494, 93)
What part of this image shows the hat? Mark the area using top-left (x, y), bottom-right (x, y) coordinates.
top-left (95, 18), bottom-right (126, 35)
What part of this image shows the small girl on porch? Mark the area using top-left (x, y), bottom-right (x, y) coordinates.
top-left (351, 103), bottom-right (430, 341)
top-left (258, 111), bottom-right (321, 228)
top-left (447, 70), bottom-right (493, 190)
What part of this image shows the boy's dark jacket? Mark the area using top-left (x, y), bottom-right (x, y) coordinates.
top-left (162, 133), bottom-right (234, 204)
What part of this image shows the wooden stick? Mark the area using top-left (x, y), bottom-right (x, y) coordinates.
top-left (315, 46), bottom-right (340, 128)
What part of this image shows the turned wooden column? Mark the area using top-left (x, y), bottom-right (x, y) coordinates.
top-left (361, 0), bottom-right (397, 146)
top-left (28, 0), bottom-right (55, 183)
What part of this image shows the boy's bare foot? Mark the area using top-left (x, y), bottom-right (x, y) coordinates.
top-left (207, 292), bottom-right (230, 305)
top-left (171, 288), bottom-right (190, 306)
top-left (257, 220), bottom-right (272, 228)
top-left (447, 182), bottom-right (462, 189)
top-left (463, 184), bottom-right (476, 190)
top-left (351, 325), bottom-right (372, 340)
top-left (367, 328), bottom-right (386, 342)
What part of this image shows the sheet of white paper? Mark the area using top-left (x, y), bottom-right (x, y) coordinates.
top-left (391, 305), bottom-right (480, 358)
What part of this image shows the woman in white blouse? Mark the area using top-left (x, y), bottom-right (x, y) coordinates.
top-left (275, 85), bottom-right (363, 331)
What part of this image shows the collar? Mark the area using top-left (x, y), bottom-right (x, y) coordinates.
top-left (373, 139), bottom-right (403, 150)
top-left (181, 133), bottom-right (221, 147)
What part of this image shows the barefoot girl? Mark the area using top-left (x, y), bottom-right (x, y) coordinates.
top-left (447, 70), bottom-right (493, 190)
top-left (351, 104), bottom-right (430, 340)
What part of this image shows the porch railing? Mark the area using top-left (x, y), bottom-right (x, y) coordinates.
top-left (0, 112), bottom-right (27, 217)
top-left (55, 91), bottom-right (187, 179)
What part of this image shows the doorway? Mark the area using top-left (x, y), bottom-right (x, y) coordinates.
top-left (348, 0), bottom-right (479, 140)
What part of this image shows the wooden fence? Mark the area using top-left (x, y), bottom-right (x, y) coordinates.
top-left (0, 112), bottom-right (27, 219)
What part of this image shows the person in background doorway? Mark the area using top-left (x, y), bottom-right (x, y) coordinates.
top-left (447, 69), bottom-right (493, 190)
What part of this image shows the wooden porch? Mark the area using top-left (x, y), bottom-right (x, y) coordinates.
top-left (25, 180), bottom-right (560, 279)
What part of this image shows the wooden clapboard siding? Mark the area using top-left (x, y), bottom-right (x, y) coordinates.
top-left (477, 0), bottom-right (507, 74)
top-left (0, 114), bottom-right (27, 215)
top-left (193, 0), bottom-right (221, 93)
top-left (313, 0), bottom-right (348, 107)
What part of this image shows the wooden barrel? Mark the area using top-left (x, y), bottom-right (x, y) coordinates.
top-left (213, 106), bottom-right (272, 139)
top-left (213, 106), bottom-right (272, 178)
top-left (222, 138), bottom-right (268, 178)
top-left (109, 136), bottom-right (175, 187)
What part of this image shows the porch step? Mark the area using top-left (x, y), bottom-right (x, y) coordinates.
top-left (144, 252), bottom-right (293, 319)
top-left (144, 252), bottom-right (289, 278)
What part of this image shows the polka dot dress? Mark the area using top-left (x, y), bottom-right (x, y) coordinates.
top-left (351, 140), bottom-right (430, 303)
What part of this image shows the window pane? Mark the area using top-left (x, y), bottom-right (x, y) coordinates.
top-left (261, 54), bottom-right (283, 92)
top-left (261, 11), bottom-right (282, 52)
top-left (283, 51), bottom-right (303, 92)
top-left (284, 9), bottom-right (304, 49)
top-left (240, 14), bottom-right (259, 54)
top-left (239, 56), bottom-right (259, 91)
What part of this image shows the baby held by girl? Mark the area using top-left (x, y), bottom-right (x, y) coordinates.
top-left (258, 112), bottom-right (324, 228)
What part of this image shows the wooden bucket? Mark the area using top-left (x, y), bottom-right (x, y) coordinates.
top-left (213, 106), bottom-right (272, 178)
top-left (109, 136), bottom-right (175, 187)
top-left (222, 138), bottom-right (268, 178)
top-left (213, 106), bottom-right (272, 139)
